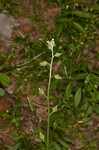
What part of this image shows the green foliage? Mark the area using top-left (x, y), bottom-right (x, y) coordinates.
top-left (74, 88), bottom-right (82, 107)
top-left (65, 83), bottom-right (72, 100)
top-left (37, 0), bottom-right (99, 149)
top-left (0, 0), bottom-right (99, 149)
top-left (0, 72), bottom-right (10, 96)
top-left (73, 22), bottom-right (86, 34)
top-left (0, 87), bottom-right (5, 96)
top-left (9, 143), bottom-right (21, 150)
top-left (0, 72), bottom-right (11, 87)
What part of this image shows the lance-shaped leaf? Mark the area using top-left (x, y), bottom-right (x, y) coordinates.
top-left (0, 73), bottom-right (11, 87)
top-left (40, 132), bottom-right (45, 141)
top-left (74, 88), bottom-right (81, 107)
top-left (73, 22), bottom-right (86, 34)
top-left (40, 61), bottom-right (49, 66)
top-left (54, 53), bottom-right (61, 57)
top-left (54, 74), bottom-right (62, 80)
top-left (54, 143), bottom-right (61, 150)
top-left (65, 83), bottom-right (72, 100)
top-left (73, 11), bottom-right (91, 18)
top-left (59, 140), bottom-right (69, 148)
top-left (11, 142), bottom-right (21, 150)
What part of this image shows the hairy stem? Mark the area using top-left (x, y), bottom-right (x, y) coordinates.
top-left (47, 49), bottom-right (54, 150)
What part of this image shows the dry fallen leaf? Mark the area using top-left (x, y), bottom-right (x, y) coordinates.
top-left (0, 100), bottom-right (11, 111)
top-left (53, 60), bottom-right (62, 74)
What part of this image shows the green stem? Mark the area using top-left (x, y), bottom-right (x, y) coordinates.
top-left (47, 49), bottom-right (54, 150)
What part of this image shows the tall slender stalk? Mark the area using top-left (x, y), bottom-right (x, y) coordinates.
top-left (40, 39), bottom-right (60, 149)
top-left (47, 48), bottom-right (54, 150)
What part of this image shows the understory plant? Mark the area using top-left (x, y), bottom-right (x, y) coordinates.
top-left (39, 39), bottom-right (62, 150)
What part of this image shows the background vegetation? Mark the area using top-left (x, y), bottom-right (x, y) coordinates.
top-left (0, 0), bottom-right (99, 149)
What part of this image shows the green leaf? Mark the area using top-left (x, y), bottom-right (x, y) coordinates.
top-left (74, 88), bottom-right (81, 107)
top-left (40, 61), bottom-right (49, 66)
top-left (68, 44), bottom-right (76, 52)
top-left (64, 137), bottom-right (73, 143)
top-left (90, 74), bottom-right (99, 81)
top-left (65, 83), bottom-right (72, 100)
top-left (11, 143), bottom-right (20, 150)
top-left (57, 18), bottom-right (72, 23)
top-left (39, 88), bottom-right (45, 95)
top-left (82, 102), bottom-right (89, 110)
top-left (59, 140), bottom-right (69, 148)
top-left (11, 71), bottom-right (19, 78)
top-left (57, 125), bottom-right (66, 132)
top-left (93, 104), bottom-right (99, 113)
top-left (0, 88), bottom-right (5, 96)
top-left (54, 74), bottom-right (62, 80)
top-left (40, 132), bottom-right (45, 141)
top-left (89, 82), bottom-right (96, 92)
top-left (54, 143), bottom-right (61, 150)
top-left (52, 105), bottom-right (57, 113)
top-left (95, 92), bottom-right (99, 101)
top-left (54, 53), bottom-right (61, 57)
top-left (73, 22), bottom-right (86, 34)
top-left (0, 73), bottom-right (11, 87)
top-left (0, 73), bottom-right (10, 82)
top-left (75, 73), bottom-right (87, 80)
top-left (87, 105), bottom-right (93, 115)
top-left (73, 11), bottom-right (91, 18)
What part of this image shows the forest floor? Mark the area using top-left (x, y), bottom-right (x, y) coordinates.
top-left (0, 0), bottom-right (99, 149)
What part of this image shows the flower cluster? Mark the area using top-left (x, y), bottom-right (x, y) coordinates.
top-left (47, 39), bottom-right (55, 51)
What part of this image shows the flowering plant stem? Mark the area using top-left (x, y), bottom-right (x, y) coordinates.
top-left (47, 48), bottom-right (54, 150)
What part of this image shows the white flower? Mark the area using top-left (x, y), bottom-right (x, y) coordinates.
top-left (47, 39), bottom-right (55, 51)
